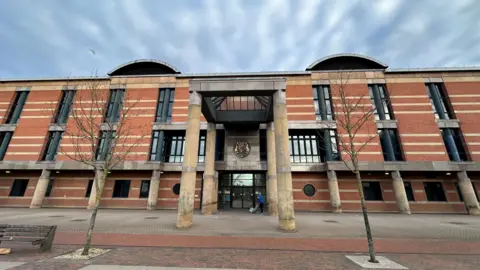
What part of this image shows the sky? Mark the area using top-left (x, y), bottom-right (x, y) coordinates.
top-left (0, 0), bottom-right (479, 79)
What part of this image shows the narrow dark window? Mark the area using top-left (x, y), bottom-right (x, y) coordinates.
top-left (155, 88), bottom-right (175, 122)
top-left (198, 131), bottom-right (207, 163)
top-left (45, 179), bottom-right (54, 197)
top-left (173, 183), bottom-right (181, 195)
top-left (312, 85), bottom-right (334, 121)
top-left (368, 84), bottom-right (394, 120)
top-left (0, 132), bottom-right (13, 161)
top-left (424, 182), bottom-right (447, 202)
top-left (149, 130), bottom-right (165, 161)
top-left (112, 180), bottom-right (130, 198)
top-left (378, 129), bottom-right (404, 161)
top-left (42, 131), bottom-right (63, 161)
top-left (362, 182), bottom-right (383, 201)
top-left (215, 129), bottom-right (225, 161)
top-left (85, 180), bottom-right (94, 197)
top-left (404, 182), bottom-right (415, 201)
top-left (54, 89), bottom-right (75, 124)
top-left (426, 83), bottom-right (454, 120)
top-left (139, 180), bottom-right (150, 198)
top-left (104, 89), bottom-right (125, 123)
top-left (456, 182), bottom-right (479, 202)
top-left (9, 179), bottom-right (29, 197)
top-left (259, 129), bottom-right (267, 161)
top-left (96, 131), bottom-right (115, 161)
top-left (5, 91), bottom-right (29, 124)
top-left (441, 128), bottom-right (469, 161)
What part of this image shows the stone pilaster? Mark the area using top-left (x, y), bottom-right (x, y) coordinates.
top-left (391, 171), bottom-right (411, 214)
top-left (327, 170), bottom-right (342, 213)
top-left (457, 171), bottom-right (480, 215)
top-left (87, 170), bottom-right (106, 210)
top-left (273, 89), bottom-right (296, 232)
top-left (202, 122), bottom-right (217, 215)
top-left (266, 122), bottom-right (278, 216)
top-left (30, 169), bottom-right (51, 209)
top-left (147, 170), bottom-right (161, 210)
top-left (176, 91), bottom-right (202, 228)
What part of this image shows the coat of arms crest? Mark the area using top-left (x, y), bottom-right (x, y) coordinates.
top-left (234, 140), bottom-right (251, 158)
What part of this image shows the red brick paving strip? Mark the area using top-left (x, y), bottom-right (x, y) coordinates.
top-left (53, 232), bottom-right (480, 255)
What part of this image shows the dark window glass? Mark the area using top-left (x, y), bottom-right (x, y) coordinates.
top-left (173, 183), bottom-right (180, 195)
top-left (259, 129), bottom-right (267, 161)
top-left (215, 129), bottom-right (225, 161)
top-left (104, 89), bottom-right (125, 123)
top-left (198, 131), bottom-right (206, 163)
top-left (313, 85), bottom-right (334, 121)
top-left (0, 132), bottom-right (13, 161)
top-left (289, 130), bottom-right (321, 163)
top-left (362, 182), bottom-right (383, 201)
top-left (153, 131), bottom-right (207, 163)
top-left (368, 84), bottom-right (394, 120)
top-left (303, 184), bottom-right (316, 197)
top-left (378, 129), bottom-right (404, 161)
top-left (139, 180), bottom-right (150, 198)
top-left (112, 180), bottom-right (131, 198)
top-left (424, 182), bottom-right (447, 202)
top-left (441, 128), bottom-right (469, 161)
top-left (155, 88), bottom-right (175, 122)
top-left (5, 91), bottom-right (29, 124)
top-left (404, 182), bottom-right (415, 201)
top-left (328, 129), bottom-right (340, 161)
top-left (85, 180), bottom-right (94, 197)
top-left (456, 182), bottom-right (479, 202)
top-left (54, 90), bottom-right (75, 124)
top-left (42, 131), bottom-right (63, 161)
top-left (9, 179), bottom-right (29, 197)
top-left (426, 83), bottom-right (454, 120)
top-left (96, 131), bottom-right (115, 161)
top-left (45, 179), bottom-right (54, 197)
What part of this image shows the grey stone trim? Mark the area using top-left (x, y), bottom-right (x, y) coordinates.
top-left (367, 79), bottom-right (386, 84)
top-left (108, 59), bottom-right (180, 75)
top-left (48, 124), bottom-right (66, 132)
top-left (306, 53), bottom-right (389, 70)
top-left (62, 85), bottom-right (77, 90)
top-left (214, 161), bottom-right (267, 171)
top-left (189, 91), bottom-right (202, 105)
top-left (0, 124), bottom-right (17, 132)
top-left (100, 123), bottom-right (117, 131)
top-left (436, 119), bottom-right (460, 128)
top-left (312, 80), bottom-right (330, 85)
top-left (391, 170), bottom-right (402, 180)
top-left (376, 120), bottom-right (398, 129)
top-left (190, 77), bottom-right (286, 92)
top-left (152, 122), bottom-right (224, 131)
top-left (179, 71), bottom-right (309, 78)
top-left (424, 78), bottom-right (443, 83)
top-left (110, 84), bottom-right (127, 89)
top-left (151, 169), bottom-right (161, 179)
top-left (287, 120), bottom-right (337, 130)
top-left (16, 86), bottom-right (31, 91)
top-left (182, 166), bottom-right (197, 172)
top-left (387, 67), bottom-right (480, 73)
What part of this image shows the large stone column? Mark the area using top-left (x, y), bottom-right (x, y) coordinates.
top-left (266, 122), bottom-right (278, 216)
top-left (202, 122), bottom-right (217, 215)
top-left (391, 171), bottom-right (411, 214)
top-left (327, 170), bottom-right (342, 213)
top-left (273, 89), bottom-right (296, 232)
top-left (147, 170), bottom-right (161, 210)
top-left (87, 170), bottom-right (106, 210)
top-left (176, 91), bottom-right (202, 228)
top-left (457, 171), bottom-right (480, 215)
top-left (30, 169), bottom-right (51, 209)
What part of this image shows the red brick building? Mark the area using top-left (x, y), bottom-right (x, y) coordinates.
top-left (0, 53), bottom-right (479, 220)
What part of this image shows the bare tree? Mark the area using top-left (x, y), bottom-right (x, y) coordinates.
top-left (329, 72), bottom-right (379, 263)
top-left (51, 72), bottom-right (148, 255)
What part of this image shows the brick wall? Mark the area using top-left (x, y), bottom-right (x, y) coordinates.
top-left (292, 172), bottom-right (329, 211)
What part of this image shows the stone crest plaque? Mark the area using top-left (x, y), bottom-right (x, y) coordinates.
top-left (234, 140), bottom-right (251, 158)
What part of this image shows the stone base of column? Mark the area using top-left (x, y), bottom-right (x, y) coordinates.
top-left (458, 171), bottom-right (480, 216)
top-left (30, 170), bottom-right (51, 209)
top-left (392, 171), bottom-right (411, 215)
top-left (147, 170), bottom-right (161, 211)
top-left (327, 171), bottom-right (342, 213)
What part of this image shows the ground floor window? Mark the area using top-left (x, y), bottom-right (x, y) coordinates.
top-left (424, 182), bottom-right (447, 202)
top-left (404, 182), bottom-right (415, 201)
top-left (139, 180), bottom-right (150, 198)
top-left (9, 179), bottom-right (29, 197)
top-left (112, 180), bottom-right (131, 198)
top-left (45, 179), bottom-right (54, 197)
top-left (362, 182), bottom-right (383, 201)
top-left (173, 183), bottom-right (180, 195)
top-left (85, 180), bottom-right (94, 197)
top-left (303, 184), bottom-right (316, 197)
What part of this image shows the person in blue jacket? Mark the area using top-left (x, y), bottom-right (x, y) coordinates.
top-left (257, 193), bottom-right (264, 214)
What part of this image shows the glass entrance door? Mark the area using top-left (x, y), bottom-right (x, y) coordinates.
top-left (218, 172), bottom-right (266, 209)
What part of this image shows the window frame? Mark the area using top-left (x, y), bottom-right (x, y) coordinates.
top-left (378, 128), bottom-right (404, 161)
top-left (85, 179), bottom-right (94, 197)
top-left (5, 91), bottom-right (29, 124)
top-left (289, 131), bottom-right (322, 163)
top-left (139, 180), bottom-right (150, 198)
top-left (112, 180), bottom-right (131, 198)
top-left (404, 181), bottom-right (415, 201)
top-left (42, 131), bottom-right (63, 161)
top-left (368, 84), bottom-right (394, 120)
top-left (313, 85), bottom-right (334, 121)
top-left (362, 181), bottom-right (383, 201)
top-left (104, 89), bottom-right (125, 123)
top-left (0, 131), bottom-right (13, 161)
top-left (155, 88), bottom-right (175, 122)
top-left (423, 182), bottom-right (447, 202)
top-left (54, 89), bottom-right (75, 124)
top-left (9, 179), bottom-right (29, 197)
top-left (96, 131), bottom-right (116, 161)
top-left (426, 83), bottom-right (454, 120)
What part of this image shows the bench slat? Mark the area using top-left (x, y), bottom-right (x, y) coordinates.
top-left (0, 237), bottom-right (46, 242)
top-left (1, 232), bottom-right (50, 237)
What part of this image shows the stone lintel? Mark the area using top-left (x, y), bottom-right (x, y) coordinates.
top-left (190, 77), bottom-right (286, 92)
top-left (0, 124), bottom-right (17, 132)
top-left (436, 119), bottom-right (460, 128)
top-left (376, 120), bottom-right (398, 129)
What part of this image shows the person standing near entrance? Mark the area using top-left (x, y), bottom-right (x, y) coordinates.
top-left (257, 193), bottom-right (265, 214)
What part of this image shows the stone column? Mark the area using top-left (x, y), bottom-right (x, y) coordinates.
top-left (391, 171), bottom-right (411, 214)
top-left (266, 122), bottom-right (278, 216)
top-left (202, 122), bottom-right (217, 215)
top-left (176, 91), bottom-right (202, 228)
top-left (457, 171), bottom-right (480, 215)
top-left (327, 170), bottom-right (342, 213)
top-left (87, 170), bottom-right (106, 210)
top-left (30, 169), bottom-right (51, 209)
top-left (147, 170), bottom-right (161, 210)
top-left (273, 89), bottom-right (296, 232)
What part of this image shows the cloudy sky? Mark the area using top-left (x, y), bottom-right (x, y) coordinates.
top-left (0, 0), bottom-right (479, 78)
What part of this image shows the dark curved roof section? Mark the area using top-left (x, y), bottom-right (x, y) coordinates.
top-left (108, 59), bottom-right (180, 76)
top-left (306, 53), bottom-right (388, 71)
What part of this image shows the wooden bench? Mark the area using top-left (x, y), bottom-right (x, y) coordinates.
top-left (0, 225), bottom-right (57, 252)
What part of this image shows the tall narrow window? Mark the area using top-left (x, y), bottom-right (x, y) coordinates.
top-left (441, 128), bottom-right (469, 161)
top-left (198, 131), bottom-right (206, 163)
top-left (5, 91), bottom-right (29, 124)
top-left (424, 182), bottom-right (447, 201)
top-left (45, 179), bottom-right (54, 197)
top-left (150, 130), bottom-right (166, 161)
top-left (320, 129), bottom-right (340, 161)
top-left (0, 132), bottom-right (13, 161)
top-left (54, 89), bottom-right (75, 124)
top-left (362, 182), bottom-right (383, 201)
top-left (404, 182), bottom-right (415, 201)
top-left (313, 85), bottom-right (334, 121)
top-left (139, 180), bottom-right (150, 198)
top-left (378, 129), bottom-right (404, 161)
top-left (112, 180), bottom-right (130, 198)
top-left (96, 131), bottom-right (115, 161)
top-left (42, 131), bottom-right (63, 161)
top-left (368, 84), bottom-right (394, 120)
top-left (9, 179), bottom-right (29, 197)
top-left (215, 129), bottom-right (225, 161)
top-left (155, 88), bottom-right (175, 122)
top-left (85, 180), bottom-right (94, 197)
top-left (426, 83), bottom-right (454, 119)
top-left (104, 89), bottom-right (125, 123)
top-left (259, 129), bottom-right (267, 161)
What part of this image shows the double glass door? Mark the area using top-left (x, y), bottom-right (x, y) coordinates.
top-left (218, 173), bottom-right (266, 209)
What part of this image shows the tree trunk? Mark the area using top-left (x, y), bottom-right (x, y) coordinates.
top-left (355, 170), bottom-right (378, 263)
top-left (81, 172), bottom-right (106, 256)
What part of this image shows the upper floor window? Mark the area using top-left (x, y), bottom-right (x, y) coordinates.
top-left (289, 129), bottom-right (340, 163)
top-left (259, 129), bottom-right (267, 161)
top-left (54, 89), bottom-right (75, 124)
top-left (104, 89), bottom-right (125, 123)
top-left (96, 131), bottom-right (116, 161)
top-left (368, 84), bottom-right (393, 120)
top-left (155, 88), bottom-right (174, 122)
top-left (41, 131), bottom-right (63, 161)
top-left (5, 91), bottom-right (29, 124)
top-left (149, 130), bottom-right (206, 162)
top-left (441, 128), bottom-right (469, 161)
top-left (215, 129), bottom-right (225, 161)
top-left (321, 129), bottom-right (340, 161)
top-left (378, 129), bottom-right (404, 161)
top-left (426, 83), bottom-right (454, 120)
top-left (0, 131), bottom-right (13, 161)
top-left (313, 85), bottom-right (334, 121)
